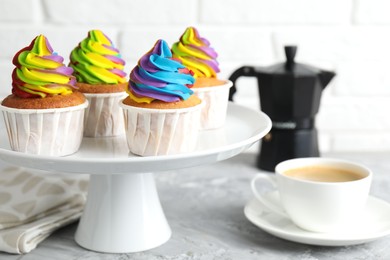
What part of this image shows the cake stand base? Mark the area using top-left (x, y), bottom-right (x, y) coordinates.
top-left (75, 173), bottom-right (171, 253)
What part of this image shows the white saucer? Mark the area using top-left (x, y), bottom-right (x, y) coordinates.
top-left (244, 191), bottom-right (390, 246)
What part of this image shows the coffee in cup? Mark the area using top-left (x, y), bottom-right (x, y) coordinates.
top-left (283, 166), bottom-right (365, 183)
top-left (251, 158), bottom-right (372, 233)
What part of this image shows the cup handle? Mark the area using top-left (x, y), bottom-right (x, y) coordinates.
top-left (251, 174), bottom-right (289, 218)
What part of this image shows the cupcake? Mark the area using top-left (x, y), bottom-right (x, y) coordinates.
top-left (120, 39), bottom-right (202, 156)
top-left (0, 35), bottom-right (88, 156)
top-left (69, 29), bottom-right (127, 137)
top-left (172, 27), bottom-right (232, 130)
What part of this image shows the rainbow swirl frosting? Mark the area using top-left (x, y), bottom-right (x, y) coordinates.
top-left (69, 30), bottom-right (126, 84)
top-left (11, 35), bottom-right (76, 98)
top-left (171, 27), bottom-right (220, 78)
top-left (128, 39), bottom-right (195, 103)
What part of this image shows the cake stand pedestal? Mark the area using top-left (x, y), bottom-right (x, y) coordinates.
top-left (0, 103), bottom-right (271, 253)
top-left (76, 173), bottom-right (171, 253)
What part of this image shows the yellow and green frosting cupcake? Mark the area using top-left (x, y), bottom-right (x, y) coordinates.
top-left (69, 30), bottom-right (126, 85)
top-left (171, 27), bottom-right (220, 79)
top-left (12, 35), bottom-right (77, 98)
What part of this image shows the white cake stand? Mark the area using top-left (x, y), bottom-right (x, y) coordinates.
top-left (0, 103), bottom-right (271, 253)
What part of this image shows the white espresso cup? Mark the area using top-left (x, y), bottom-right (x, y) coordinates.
top-left (251, 158), bottom-right (372, 233)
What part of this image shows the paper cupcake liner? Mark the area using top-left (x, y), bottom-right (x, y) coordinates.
top-left (120, 102), bottom-right (202, 156)
top-left (0, 101), bottom-right (88, 156)
top-left (193, 80), bottom-right (233, 130)
top-left (83, 92), bottom-right (127, 137)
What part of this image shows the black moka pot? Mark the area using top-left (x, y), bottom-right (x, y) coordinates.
top-left (228, 46), bottom-right (335, 171)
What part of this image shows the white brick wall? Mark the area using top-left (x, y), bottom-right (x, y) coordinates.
top-left (1, 0), bottom-right (390, 152)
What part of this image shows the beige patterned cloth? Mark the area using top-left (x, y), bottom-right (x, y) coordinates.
top-left (0, 166), bottom-right (88, 254)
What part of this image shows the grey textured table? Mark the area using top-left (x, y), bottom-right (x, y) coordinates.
top-left (1, 152), bottom-right (390, 259)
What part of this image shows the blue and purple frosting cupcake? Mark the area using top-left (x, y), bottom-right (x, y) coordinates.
top-left (121, 39), bottom-right (202, 156)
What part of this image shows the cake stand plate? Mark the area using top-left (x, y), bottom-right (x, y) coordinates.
top-left (0, 102), bottom-right (271, 253)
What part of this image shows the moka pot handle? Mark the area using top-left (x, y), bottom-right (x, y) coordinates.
top-left (228, 66), bottom-right (257, 101)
